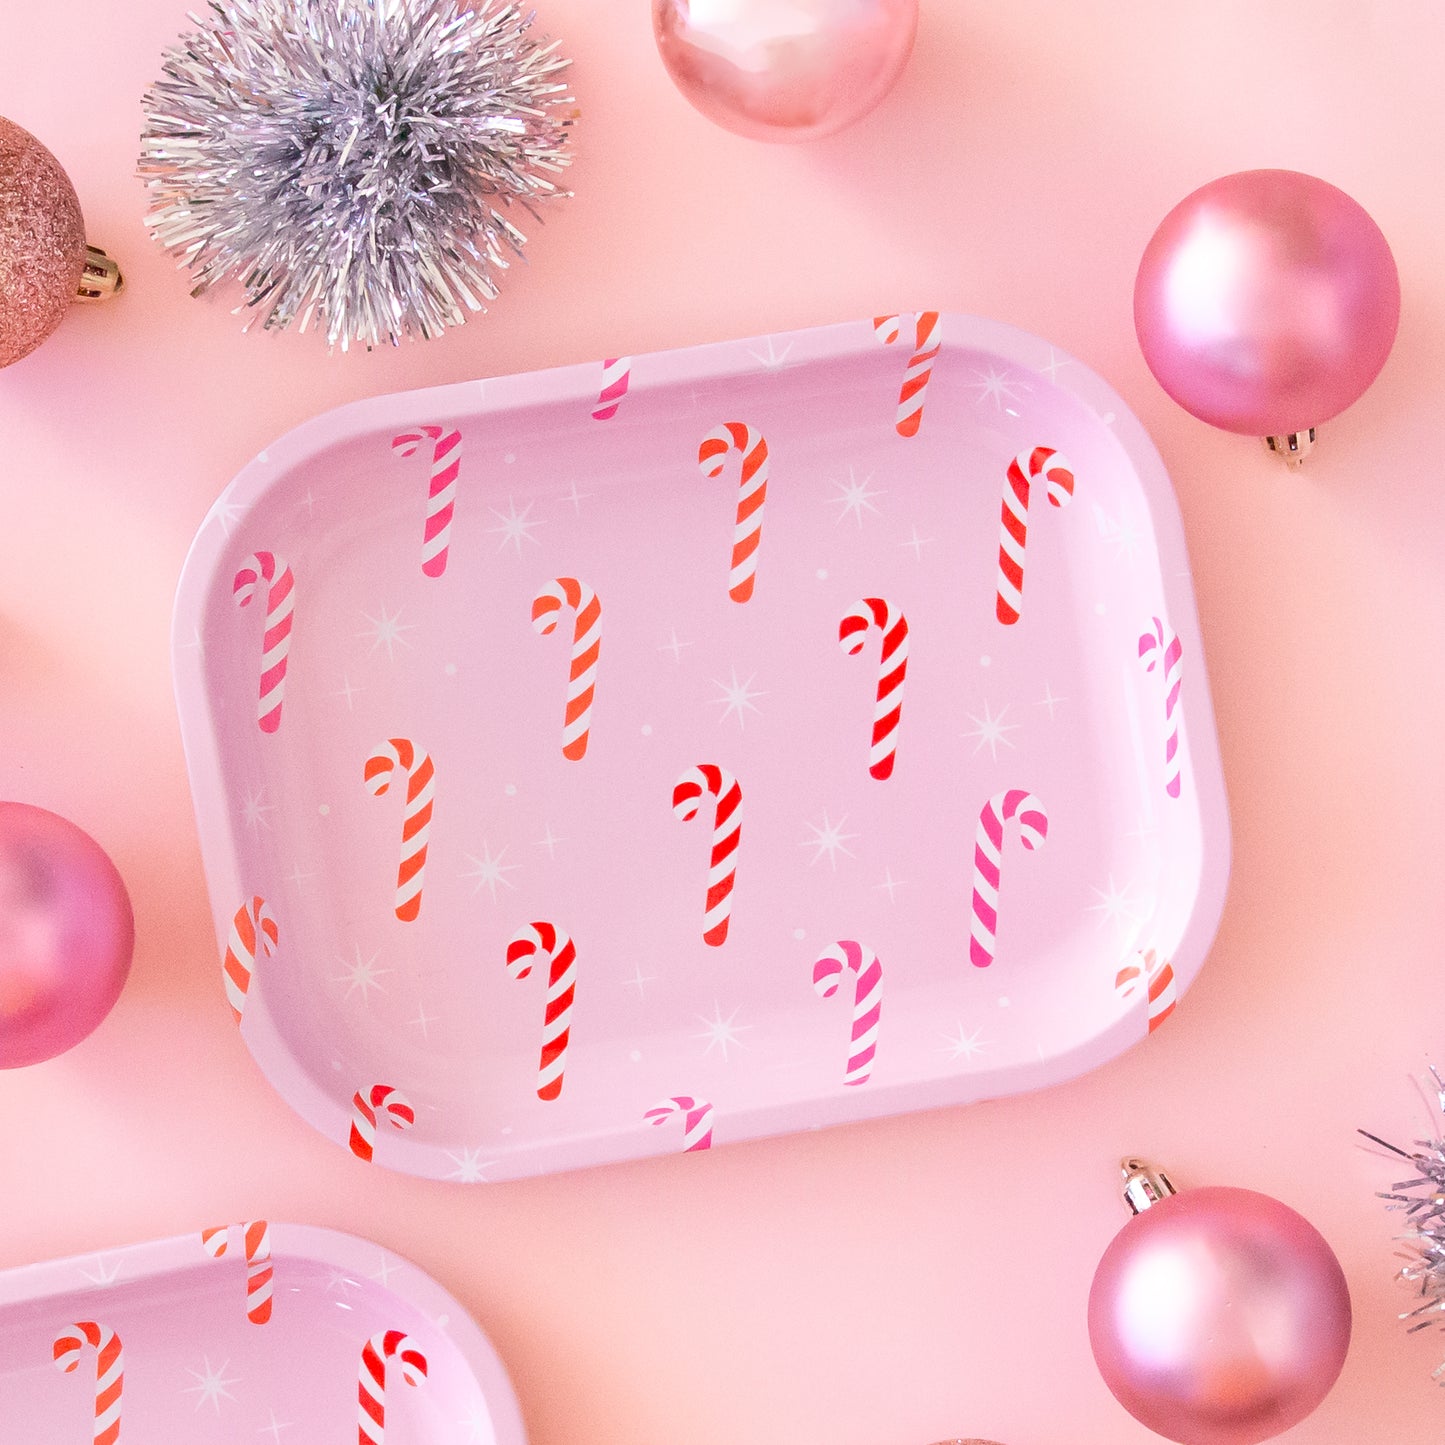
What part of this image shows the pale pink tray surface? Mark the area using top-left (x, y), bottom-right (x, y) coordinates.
top-left (172, 313), bottom-right (1230, 1182)
top-left (0, 1224), bottom-right (525, 1443)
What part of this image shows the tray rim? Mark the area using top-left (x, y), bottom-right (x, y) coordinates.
top-left (171, 310), bottom-right (1234, 1180)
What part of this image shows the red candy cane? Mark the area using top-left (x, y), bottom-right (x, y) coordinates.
top-left (645, 1095), bottom-right (715, 1152)
top-left (697, 422), bottom-right (769, 604)
top-left (532, 577), bottom-right (602, 761)
top-left (592, 356), bottom-right (632, 420)
top-left (812, 940), bottom-right (884, 1086)
top-left (364, 739), bottom-right (434, 922)
top-left (391, 425), bottom-right (460, 579)
top-left (995, 448), bottom-right (1075, 626)
top-left (672, 764), bottom-right (742, 947)
top-left (358, 1330), bottom-right (428, 1445)
top-left (1138, 617), bottom-right (1184, 799)
top-left (838, 597), bottom-right (909, 780)
top-left (969, 789), bottom-right (1049, 968)
top-left (349, 1084), bottom-right (415, 1162)
top-left (200, 1221), bottom-right (273, 1325)
top-left (232, 551), bottom-right (295, 733)
top-left (52, 1322), bottom-right (123, 1445)
top-left (1114, 947), bottom-right (1178, 1034)
top-left (506, 922), bottom-right (577, 1101)
top-left (875, 311), bottom-right (942, 437)
top-left (221, 895), bottom-right (277, 1024)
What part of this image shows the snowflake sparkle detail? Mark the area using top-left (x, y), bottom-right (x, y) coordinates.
top-left (964, 701), bottom-right (1020, 761)
top-left (184, 1356), bottom-right (239, 1414)
top-left (695, 1003), bottom-right (752, 1061)
top-left (800, 811), bottom-right (858, 870)
top-left (829, 467), bottom-right (885, 528)
top-left (445, 1148), bottom-right (495, 1183)
top-left (711, 665), bottom-right (766, 729)
top-left (487, 497), bottom-right (544, 553)
top-left (357, 604), bottom-right (416, 662)
top-left (332, 944), bottom-right (392, 1002)
top-left (1088, 875), bottom-right (1144, 929)
top-left (939, 1023), bottom-right (988, 1061)
top-left (968, 366), bottom-right (1028, 411)
top-left (460, 841), bottom-right (520, 901)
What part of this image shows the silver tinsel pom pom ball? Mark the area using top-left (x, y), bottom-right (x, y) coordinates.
top-left (139, 0), bottom-right (575, 350)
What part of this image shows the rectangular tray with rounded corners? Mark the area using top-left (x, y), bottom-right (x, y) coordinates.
top-left (173, 313), bottom-right (1230, 1181)
top-left (0, 1223), bottom-right (524, 1442)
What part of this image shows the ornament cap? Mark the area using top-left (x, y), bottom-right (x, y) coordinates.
top-left (1121, 1158), bottom-right (1178, 1214)
top-left (1263, 428), bottom-right (1317, 467)
top-left (76, 245), bottom-right (123, 302)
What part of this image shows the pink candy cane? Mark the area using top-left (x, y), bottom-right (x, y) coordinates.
top-left (996, 447), bottom-right (1075, 626)
top-left (672, 764), bottom-right (742, 947)
top-left (697, 422), bottom-right (769, 604)
top-left (969, 789), bottom-right (1049, 968)
top-left (52, 1322), bottom-right (123, 1445)
top-left (364, 739), bottom-right (434, 922)
top-left (1138, 617), bottom-right (1184, 799)
top-left (645, 1095), bottom-right (715, 1152)
top-left (359, 1330), bottom-right (428, 1445)
top-left (532, 577), bottom-right (602, 761)
top-left (201, 1220), bottom-right (273, 1325)
top-left (592, 356), bottom-right (632, 420)
top-left (812, 940), bottom-right (883, 1086)
top-left (392, 425), bottom-right (460, 579)
top-left (876, 311), bottom-right (942, 437)
top-left (839, 597), bottom-right (909, 780)
top-left (1114, 948), bottom-right (1178, 1034)
top-left (231, 550), bottom-right (295, 733)
top-left (221, 895), bottom-right (277, 1024)
top-left (506, 922), bottom-right (577, 1101)
top-left (349, 1084), bottom-right (415, 1162)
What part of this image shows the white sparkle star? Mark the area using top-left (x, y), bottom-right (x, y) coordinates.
top-left (332, 674), bottom-right (363, 709)
top-left (182, 626), bottom-right (207, 661)
top-left (1037, 683), bottom-right (1066, 720)
top-left (711, 665), bottom-right (766, 729)
top-left (695, 1002), bottom-right (753, 1061)
top-left (800, 811), bottom-right (858, 870)
top-left (460, 842), bottom-right (520, 902)
top-left (1126, 817), bottom-right (1158, 842)
top-left (533, 824), bottom-right (565, 859)
top-left (77, 1256), bottom-right (122, 1288)
top-left (623, 965), bottom-right (657, 999)
top-left (828, 467), bottom-right (885, 528)
top-left (241, 786), bottom-right (275, 833)
top-left (370, 1255), bottom-right (400, 1288)
top-left (876, 868), bottom-right (905, 903)
top-left (332, 945), bottom-right (392, 1002)
top-left (968, 366), bottom-right (1028, 411)
top-left (297, 489), bottom-right (316, 517)
top-left (410, 1003), bottom-right (437, 1039)
top-left (748, 336), bottom-right (796, 372)
top-left (185, 1357), bottom-right (239, 1414)
top-left (323, 1268), bottom-right (361, 1294)
top-left (487, 497), bottom-right (544, 553)
top-left (899, 526), bottom-right (934, 560)
top-left (1039, 347), bottom-right (1071, 384)
top-left (286, 862), bottom-right (317, 889)
top-left (1093, 503), bottom-right (1143, 561)
top-left (357, 604), bottom-right (416, 662)
top-left (211, 500), bottom-right (244, 536)
top-left (1089, 875), bottom-right (1144, 929)
top-left (964, 701), bottom-right (1020, 761)
top-left (560, 480), bottom-right (591, 513)
top-left (939, 1023), bottom-right (988, 1061)
top-left (259, 1409), bottom-right (295, 1442)
top-left (659, 628), bottom-right (695, 662)
top-left (459, 1401), bottom-right (494, 1443)
top-left (445, 1148), bottom-right (494, 1183)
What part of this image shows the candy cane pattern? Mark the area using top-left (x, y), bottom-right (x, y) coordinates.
top-left (645, 1095), bottom-right (715, 1152)
top-left (364, 739), bottom-right (434, 922)
top-left (221, 896), bottom-right (277, 1024)
top-left (358, 1330), bottom-right (428, 1445)
top-left (812, 940), bottom-right (884, 1086)
top-left (200, 1221), bottom-right (273, 1324)
top-left (52, 1322), bottom-right (123, 1445)
top-left (838, 597), bottom-right (909, 780)
top-left (506, 922), bottom-right (577, 1101)
top-left (1114, 948), bottom-right (1178, 1034)
top-left (391, 424), bottom-right (460, 579)
top-left (697, 422), bottom-right (769, 604)
top-left (875, 311), bottom-right (942, 436)
top-left (349, 1084), bottom-right (416, 1162)
top-left (1138, 617), bottom-right (1184, 799)
top-left (969, 790), bottom-right (1050, 968)
top-left (231, 550), bottom-right (295, 733)
top-left (531, 577), bottom-right (602, 761)
top-left (591, 356), bottom-right (632, 420)
top-left (995, 447), bottom-right (1075, 626)
top-left (671, 764), bottom-right (742, 947)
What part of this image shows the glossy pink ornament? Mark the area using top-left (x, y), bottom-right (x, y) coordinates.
top-left (653, 0), bottom-right (917, 143)
top-left (1135, 170), bottom-right (1399, 449)
top-left (0, 803), bottom-right (134, 1068)
top-left (1089, 1164), bottom-right (1351, 1445)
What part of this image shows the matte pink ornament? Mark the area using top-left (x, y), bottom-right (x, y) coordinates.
top-left (653, 0), bottom-right (917, 143)
top-left (1089, 1164), bottom-right (1351, 1445)
top-left (1134, 169), bottom-right (1399, 457)
top-left (0, 803), bottom-right (134, 1068)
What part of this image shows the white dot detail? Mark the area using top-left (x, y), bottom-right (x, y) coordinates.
top-left (792, 927), bottom-right (805, 941)
top-left (998, 996), bottom-right (1011, 1008)
top-left (504, 783), bottom-right (518, 797)
top-left (629, 1049), bottom-right (642, 1063)
top-left (979, 655), bottom-right (992, 668)
top-left (444, 662), bottom-right (457, 676)
top-left (504, 451), bottom-right (516, 463)
top-left (816, 568), bottom-right (828, 580)
top-left (1094, 602), bottom-right (1107, 615)
top-left (641, 724), bottom-right (653, 737)
top-left (318, 804), bottom-right (331, 816)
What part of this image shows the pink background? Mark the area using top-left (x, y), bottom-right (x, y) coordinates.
top-left (1, 2), bottom-right (1442, 1442)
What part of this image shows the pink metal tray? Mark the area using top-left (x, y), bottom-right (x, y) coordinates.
top-left (0, 1224), bottom-right (524, 1443)
top-left (173, 313), bottom-right (1230, 1181)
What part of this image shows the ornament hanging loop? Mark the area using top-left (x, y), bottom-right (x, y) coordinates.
top-left (1121, 1158), bottom-right (1178, 1214)
top-left (76, 245), bottom-right (123, 302)
top-left (1263, 429), bottom-right (1316, 467)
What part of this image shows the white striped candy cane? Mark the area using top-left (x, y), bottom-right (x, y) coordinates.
top-left (876, 311), bottom-right (942, 436)
top-left (645, 1095), bottom-right (715, 1152)
top-left (672, 764), bottom-right (742, 947)
top-left (200, 1221), bottom-right (273, 1324)
top-left (1114, 948), bottom-right (1178, 1034)
top-left (232, 550), bottom-right (295, 733)
top-left (969, 790), bottom-right (1049, 968)
top-left (220, 895), bottom-right (277, 1024)
top-left (697, 422), bottom-right (769, 604)
top-left (838, 597), bottom-right (909, 780)
top-left (52, 1322), bottom-right (123, 1445)
top-left (358, 1330), bottom-right (427, 1445)
top-left (1138, 617), bottom-right (1184, 799)
top-left (392, 425), bottom-right (461, 579)
top-left (506, 922), bottom-right (577, 1101)
top-left (592, 356), bottom-right (632, 420)
top-left (812, 940), bottom-right (884, 1086)
top-left (532, 577), bottom-right (602, 761)
top-left (996, 448), bottom-right (1075, 625)
top-left (364, 739), bottom-right (434, 922)
top-left (349, 1084), bottom-right (415, 1162)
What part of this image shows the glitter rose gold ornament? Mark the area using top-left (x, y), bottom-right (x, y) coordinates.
top-left (0, 116), bottom-right (123, 369)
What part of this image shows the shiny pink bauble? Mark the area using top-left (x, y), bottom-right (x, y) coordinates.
top-left (1134, 169), bottom-right (1400, 435)
top-left (653, 0), bottom-right (918, 143)
top-left (0, 803), bottom-right (134, 1068)
top-left (1089, 1187), bottom-right (1351, 1445)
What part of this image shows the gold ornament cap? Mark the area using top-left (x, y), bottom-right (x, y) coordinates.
top-left (1263, 429), bottom-right (1317, 467)
top-left (1121, 1158), bottom-right (1179, 1215)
